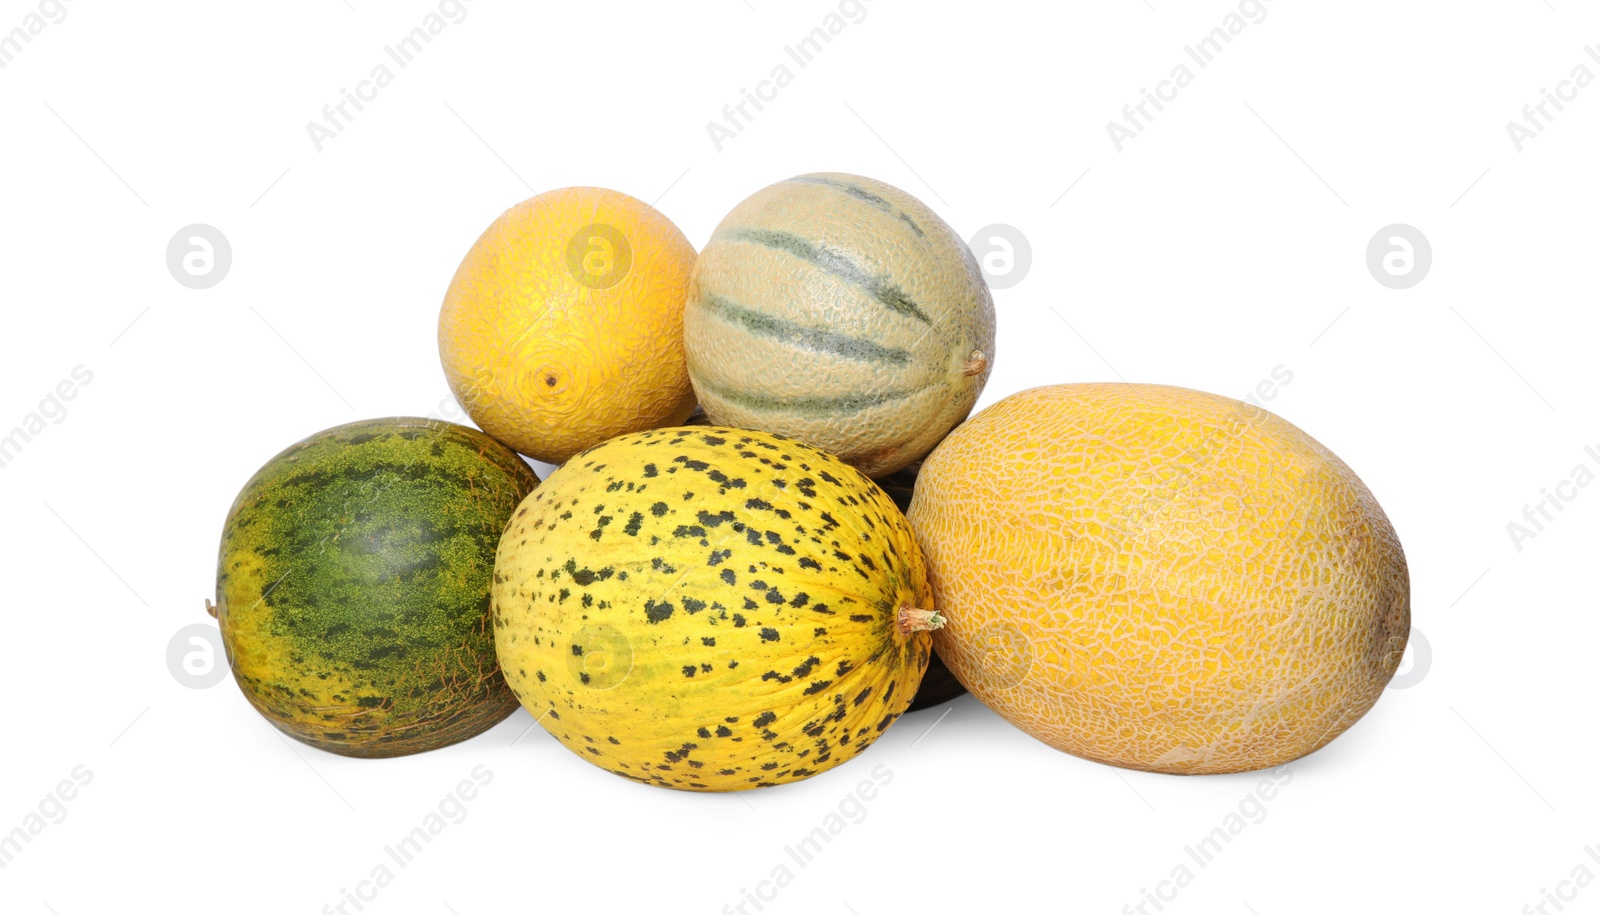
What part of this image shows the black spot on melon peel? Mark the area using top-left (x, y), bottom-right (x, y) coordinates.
top-left (212, 418), bottom-right (539, 758)
top-left (491, 426), bottom-right (943, 791)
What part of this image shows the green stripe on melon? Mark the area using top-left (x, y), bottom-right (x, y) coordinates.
top-left (718, 227), bottom-right (933, 325)
top-left (214, 417), bottom-right (539, 757)
top-left (698, 292), bottom-right (912, 366)
top-left (784, 174), bottom-right (928, 237)
top-left (684, 172), bottom-right (995, 478)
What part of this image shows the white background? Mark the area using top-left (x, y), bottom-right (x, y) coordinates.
top-left (2, 1), bottom-right (1597, 913)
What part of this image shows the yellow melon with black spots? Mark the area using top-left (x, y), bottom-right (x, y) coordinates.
top-left (491, 426), bottom-right (940, 791)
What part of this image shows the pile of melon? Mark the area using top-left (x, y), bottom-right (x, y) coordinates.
top-left (211, 173), bottom-right (1409, 787)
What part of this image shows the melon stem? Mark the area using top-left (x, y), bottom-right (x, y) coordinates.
top-left (206, 599), bottom-right (218, 619)
top-left (897, 604), bottom-right (945, 634)
top-left (963, 351), bottom-right (987, 377)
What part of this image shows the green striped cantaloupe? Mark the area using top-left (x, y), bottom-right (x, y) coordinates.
top-left (684, 173), bottom-right (995, 478)
top-left (212, 418), bottom-right (540, 757)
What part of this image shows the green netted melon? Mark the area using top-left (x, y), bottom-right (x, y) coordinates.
top-left (213, 417), bottom-right (539, 757)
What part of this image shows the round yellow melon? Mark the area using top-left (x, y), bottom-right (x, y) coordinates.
top-left (438, 187), bottom-right (698, 464)
top-left (907, 384), bottom-right (1410, 775)
top-left (491, 426), bottom-right (940, 791)
top-left (684, 173), bottom-right (995, 478)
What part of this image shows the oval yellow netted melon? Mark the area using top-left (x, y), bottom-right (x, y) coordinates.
top-left (908, 383), bottom-right (1410, 775)
top-left (684, 173), bottom-right (995, 478)
top-left (439, 187), bottom-right (698, 464)
top-left (492, 426), bottom-right (940, 791)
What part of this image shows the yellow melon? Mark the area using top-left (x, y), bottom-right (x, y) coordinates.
top-left (684, 173), bottom-right (995, 478)
top-left (907, 383), bottom-right (1410, 774)
top-left (438, 187), bottom-right (698, 464)
top-left (491, 426), bottom-right (939, 791)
